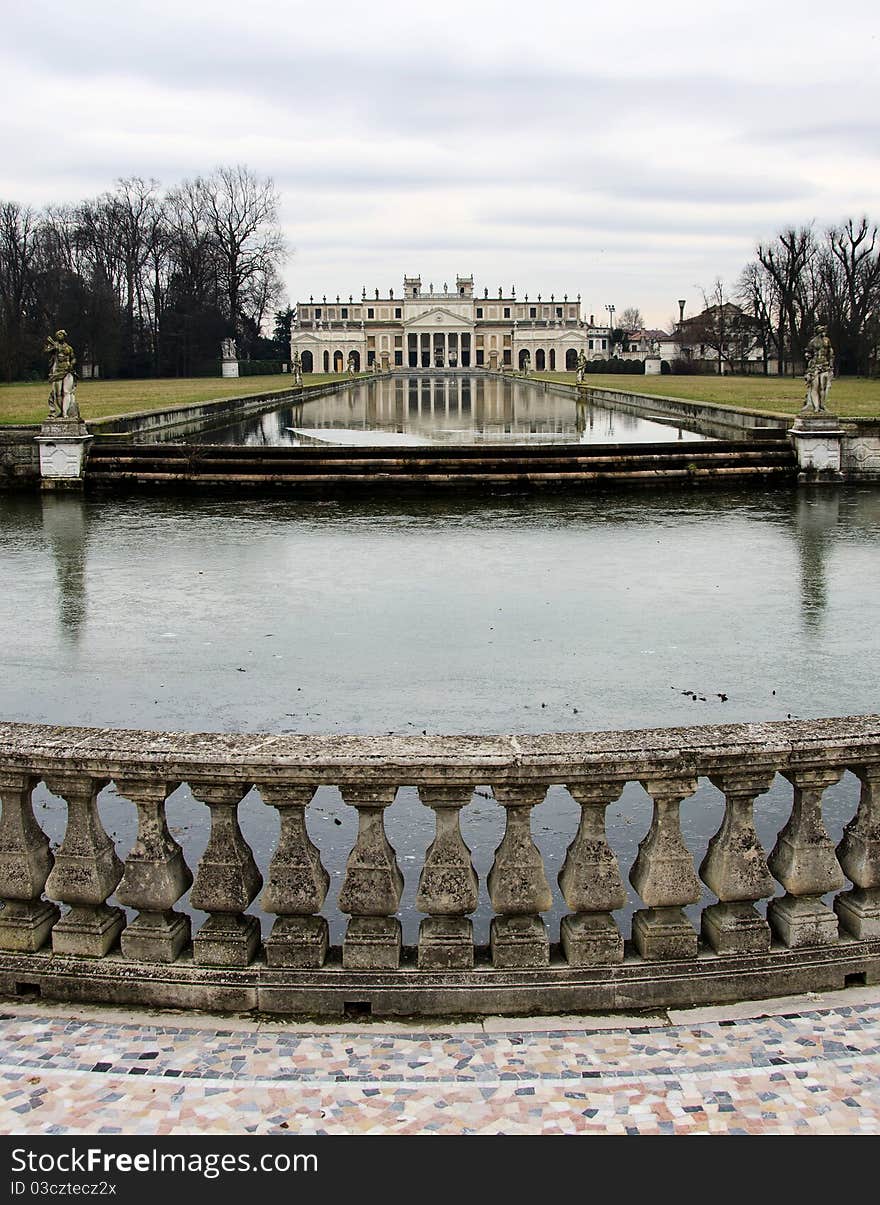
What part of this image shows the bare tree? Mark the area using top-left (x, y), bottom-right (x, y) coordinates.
top-left (0, 202), bottom-right (40, 380)
top-left (820, 217), bottom-right (880, 376)
top-left (192, 165), bottom-right (286, 340)
top-left (756, 226), bottom-right (817, 374)
top-left (618, 306), bottom-right (644, 332)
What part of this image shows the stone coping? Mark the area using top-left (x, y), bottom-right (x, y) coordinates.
top-left (1, 715), bottom-right (878, 784)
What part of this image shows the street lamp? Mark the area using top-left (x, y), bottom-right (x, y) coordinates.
top-left (605, 304), bottom-right (615, 353)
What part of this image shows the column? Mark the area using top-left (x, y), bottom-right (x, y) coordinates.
top-left (700, 771), bottom-right (775, 953)
top-left (415, 784), bottom-right (478, 969)
top-left (630, 778), bottom-right (700, 960)
top-left (558, 782), bottom-right (626, 965)
top-left (768, 768), bottom-right (845, 947)
top-left (115, 778), bottom-right (192, 963)
top-left (338, 785), bottom-right (403, 969)
top-left (835, 766), bottom-right (880, 938)
top-left (487, 783), bottom-right (552, 968)
top-left (44, 774), bottom-right (125, 957)
top-left (0, 772), bottom-right (59, 952)
top-left (260, 784), bottom-right (330, 967)
top-left (190, 783), bottom-right (262, 967)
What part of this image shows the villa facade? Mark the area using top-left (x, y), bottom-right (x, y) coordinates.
top-left (290, 274), bottom-right (613, 372)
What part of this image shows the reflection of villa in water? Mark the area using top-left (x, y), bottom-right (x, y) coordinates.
top-left (291, 274), bottom-right (613, 372)
top-left (189, 374), bottom-right (704, 447)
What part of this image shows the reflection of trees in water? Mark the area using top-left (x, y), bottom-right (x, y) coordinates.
top-left (41, 494), bottom-right (89, 642)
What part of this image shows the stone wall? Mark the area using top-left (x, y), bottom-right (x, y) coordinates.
top-left (584, 385), bottom-right (790, 440)
top-left (841, 420), bottom-right (880, 479)
top-left (0, 427), bottom-right (40, 488)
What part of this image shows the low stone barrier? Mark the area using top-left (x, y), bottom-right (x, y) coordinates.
top-left (0, 426), bottom-right (41, 488)
top-left (0, 717), bottom-right (877, 1016)
top-left (583, 385), bottom-right (790, 440)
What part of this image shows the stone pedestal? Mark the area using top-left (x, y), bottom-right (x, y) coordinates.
top-left (788, 414), bottom-right (845, 482)
top-left (834, 888), bottom-right (880, 940)
top-left (51, 903), bottom-right (125, 958)
top-left (645, 356), bottom-right (662, 375)
top-left (632, 906), bottom-right (699, 960)
top-left (37, 421), bottom-right (92, 487)
top-left (418, 916), bottom-right (473, 969)
top-left (490, 914), bottom-right (549, 968)
top-left (264, 915), bottom-right (329, 968)
top-left (193, 914), bottom-right (261, 967)
top-left (701, 901), bottom-right (771, 954)
top-left (120, 910), bottom-right (190, 963)
top-left (0, 900), bottom-right (60, 954)
top-left (342, 916), bottom-right (401, 970)
top-left (221, 359), bottom-right (239, 378)
top-left (560, 912), bottom-right (623, 965)
top-left (767, 894), bottom-right (839, 948)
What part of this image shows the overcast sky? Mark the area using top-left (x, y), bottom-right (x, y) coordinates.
top-left (2, 0), bottom-right (879, 327)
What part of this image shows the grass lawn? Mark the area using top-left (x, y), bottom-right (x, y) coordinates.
top-left (0, 374), bottom-right (353, 426)
top-left (531, 372), bottom-right (880, 418)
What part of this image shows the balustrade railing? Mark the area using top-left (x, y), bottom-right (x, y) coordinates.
top-left (0, 717), bottom-right (878, 1015)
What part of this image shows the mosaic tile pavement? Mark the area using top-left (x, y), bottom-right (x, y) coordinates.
top-left (1, 989), bottom-right (879, 1135)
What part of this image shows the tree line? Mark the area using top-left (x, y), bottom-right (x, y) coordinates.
top-left (0, 167), bottom-right (287, 382)
top-left (710, 219), bottom-right (880, 376)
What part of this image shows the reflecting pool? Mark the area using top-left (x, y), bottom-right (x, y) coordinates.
top-left (180, 373), bottom-right (705, 446)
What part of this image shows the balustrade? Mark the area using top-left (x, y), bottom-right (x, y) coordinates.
top-left (0, 718), bottom-right (878, 1015)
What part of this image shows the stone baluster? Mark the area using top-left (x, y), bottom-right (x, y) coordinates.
top-left (415, 783), bottom-right (479, 969)
top-left (558, 782), bottom-right (626, 965)
top-left (44, 774), bottom-right (124, 957)
top-left (835, 766), bottom-right (880, 938)
top-left (700, 770), bottom-right (776, 953)
top-left (630, 777), bottom-right (700, 960)
top-left (0, 772), bottom-right (60, 952)
top-left (114, 779), bottom-right (192, 963)
top-left (189, 782), bottom-right (262, 966)
top-left (259, 784), bottom-right (329, 967)
top-left (338, 785), bottom-right (403, 968)
top-left (768, 768), bottom-right (845, 947)
top-left (487, 783), bottom-right (552, 968)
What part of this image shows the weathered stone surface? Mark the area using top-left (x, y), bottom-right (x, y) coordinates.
top-left (264, 915), bottom-right (329, 969)
top-left (700, 771), bottom-right (775, 953)
top-left (630, 779), bottom-right (700, 960)
top-left (560, 912), bottom-right (623, 965)
top-left (487, 785), bottom-right (552, 916)
top-left (342, 916), bottom-right (401, 970)
top-left (0, 772), bottom-right (59, 951)
top-left (768, 769), bottom-right (844, 948)
top-left (417, 916), bottom-right (474, 969)
top-left (115, 779), bottom-right (192, 963)
top-left (189, 782), bottom-right (262, 967)
top-left (490, 914), bottom-right (550, 968)
top-left (338, 786), bottom-right (402, 918)
top-left (416, 785), bottom-right (478, 917)
top-left (44, 775), bottom-right (124, 958)
top-left (632, 906), bottom-right (699, 961)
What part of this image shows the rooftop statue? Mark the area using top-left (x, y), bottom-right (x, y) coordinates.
top-left (45, 329), bottom-right (80, 420)
top-left (804, 325), bottom-right (834, 412)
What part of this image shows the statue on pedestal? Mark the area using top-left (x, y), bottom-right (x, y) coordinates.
top-left (45, 330), bottom-right (80, 420)
top-left (576, 349), bottom-right (588, 383)
top-left (291, 351), bottom-right (303, 385)
top-left (347, 351), bottom-right (357, 376)
top-left (221, 337), bottom-right (237, 361)
top-left (803, 326), bottom-right (834, 412)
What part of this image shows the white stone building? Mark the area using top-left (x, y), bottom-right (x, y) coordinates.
top-left (291, 274), bottom-right (613, 372)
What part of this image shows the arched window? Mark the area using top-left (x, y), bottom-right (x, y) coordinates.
top-left (519, 349), bottom-right (530, 371)
top-left (535, 349), bottom-right (546, 371)
top-left (350, 350), bottom-right (360, 371)
top-left (301, 350), bottom-right (313, 374)
top-left (565, 348), bottom-right (577, 371)
top-left (323, 350), bottom-right (329, 373)
top-left (549, 349), bottom-right (556, 370)
top-left (333, 350), bottom-right (344, 373)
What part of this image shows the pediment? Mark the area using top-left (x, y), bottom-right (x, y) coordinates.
top-left (403, 306), bottom-right (474, 329)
